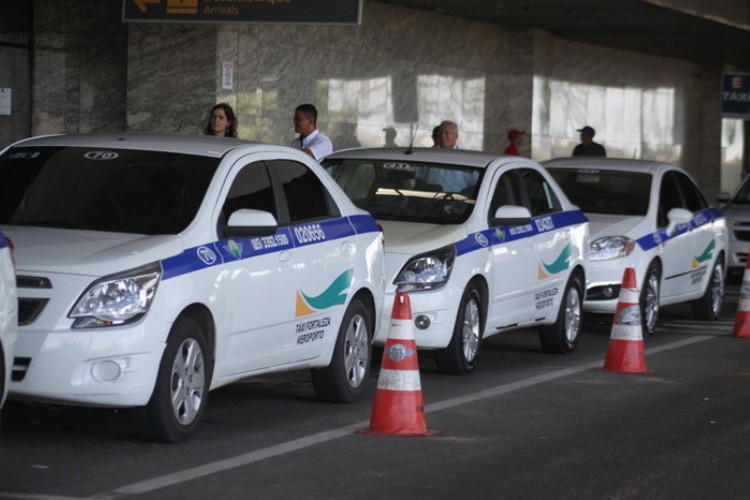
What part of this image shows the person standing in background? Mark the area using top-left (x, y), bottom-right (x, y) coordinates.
top-left (504, 129), bottom-right (525, 155)
top-left (290, 104), bottom-right (333, 160)
top-left (437, 120), bottom-right (459, 149)
top-left (572, 125), bottom-right (606, 157)
top-left (204, 103), bottom-right (238, 138)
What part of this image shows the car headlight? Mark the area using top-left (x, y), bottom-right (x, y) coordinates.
top-left (590, 236), bottom-right (635, 261)
top-left (69, 262), bottom-right (162, 328)
top-left (394, 246), bottom-right (455, 292)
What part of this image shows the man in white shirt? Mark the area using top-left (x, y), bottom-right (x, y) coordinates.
top-left (290, 104), bottom-right (333, 160)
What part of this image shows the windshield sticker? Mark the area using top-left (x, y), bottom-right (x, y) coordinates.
top-left (383, 162), bottom-right (411, 170)
top-left (9, 151), bottom-right (41, 160)
top-left (83, 151), bottom-right (119, 160)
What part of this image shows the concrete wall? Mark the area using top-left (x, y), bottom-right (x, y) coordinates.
top-left (22, 0), bottom-right (729, 198)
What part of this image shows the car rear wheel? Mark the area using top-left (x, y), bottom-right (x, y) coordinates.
top-left (435, 283), bottom-right (483, 375)
top-left (692, 258), bottom-right (724, 321)
top-left (539, 273), bottom-right (583, 353)
top-left (311, 297), bottom-right (373, 403)
top-left (135, 316), bottom-right (211, 443)
top-left (641, 262), bottom-right (661, 336)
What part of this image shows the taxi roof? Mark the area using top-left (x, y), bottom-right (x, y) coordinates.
top-left (542, 157), bottom-right (686, 175)
top-left (6, 133), bottom-right (270, 159)
top-left (325, 147), bottom-right (532, 169)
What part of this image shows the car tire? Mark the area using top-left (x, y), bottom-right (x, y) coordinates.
top-left (641, 262), bottom-right (661, 336)
top-left (134, 316), bottom-right (211, 443)
top-left (434, 282), bottom-right (484, 375)
top-left (539, 272), bottom-right (583, 353)
top-left (691, 257), bottom-right (724, 321)
top-left (311, 297), bottom-right (373, 403)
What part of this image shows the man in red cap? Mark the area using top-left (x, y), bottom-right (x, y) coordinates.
top-left (504, 129), bottom-right (525, 155)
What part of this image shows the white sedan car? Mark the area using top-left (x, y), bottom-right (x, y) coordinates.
top-left (0, 134), bottom-right (385, 442)
top-left (323, 148), bottom-right (589, 375)
top-left (544, 158), bottom-right (727, 335)
top-left (0, 230), bottom-right (18, 418)
top-left (717, 175), bottom-right (750, 273)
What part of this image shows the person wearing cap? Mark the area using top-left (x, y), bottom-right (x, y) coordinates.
top-left (504, 129), bottom-right (525, 156)
top-left (573, 126), bottom-right (606, 157)
top-left (383, 127), bottom-right (398, 147)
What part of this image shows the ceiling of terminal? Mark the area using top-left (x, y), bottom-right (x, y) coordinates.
top-left (381, 0), bottom-right (750, 69)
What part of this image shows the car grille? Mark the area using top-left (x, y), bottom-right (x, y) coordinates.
top-left (18, 298), bottom-right (48, 326)
top-left (12, 357), bottom-right (30, 382)
top-left (733, 222), bottom-right (750, 242)
top-left (16, 275), bottom-right (52, 326)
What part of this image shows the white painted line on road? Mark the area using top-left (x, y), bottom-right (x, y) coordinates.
top-left (71, 335), bottom-right (710, 499)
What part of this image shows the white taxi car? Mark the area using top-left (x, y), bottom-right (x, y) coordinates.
top-left (1, 230), bottom-right (18, 418)
top-left (716, 175), bottom-right (750, 273)
top-left (323, 148), bottom-right (588, 375)
top-left (544, 158), bottom-right (726, 335)
top-left (0, 134), bottom-right (384, 442)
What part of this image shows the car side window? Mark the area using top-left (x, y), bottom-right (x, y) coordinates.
top-left (268, 159), bottom-right (340, 223)
top-left (487, 171), bottom-right (522, 227)
top-left (658, 171), bottom-right (682, 228)
top-left (223, 161), bottom-right (278, 222)
top-left (675, 172), bottom-right (707, 212)
top-left (518, 168), bottom-right (562, 216)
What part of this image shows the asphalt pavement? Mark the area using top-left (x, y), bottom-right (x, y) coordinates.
top-left (1, 275), bottom-right (749, 499)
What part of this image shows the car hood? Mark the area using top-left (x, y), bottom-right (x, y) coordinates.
top-left (720, 204), bottom-right (750, 221)
top-left (0, 226), bottom-right (182, 276)
top-left (379, 220), bottom-right (467, 255)
top-left (585, 213), bottom-right (648, 240)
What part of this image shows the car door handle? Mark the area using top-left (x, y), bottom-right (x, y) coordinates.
top-left (279, 250), bottom-right (292, 262)
top-left (341, 241), bottom-right (355, 253)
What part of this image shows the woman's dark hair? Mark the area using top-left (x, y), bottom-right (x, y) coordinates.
top-left (204, 102), bottom-right (238, 138)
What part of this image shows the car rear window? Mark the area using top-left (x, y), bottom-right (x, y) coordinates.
top-left (323, 158), bottom-right (482, 224)
top-left (0, 146), bottom-right (219, 235)
top-left (549, 168), bottom-right (652, 216)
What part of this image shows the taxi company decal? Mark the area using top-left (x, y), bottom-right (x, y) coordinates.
top-left (535, 287), bottom-right (558, 310)
top-left (386, 343), bottom-right (415, 362)
top-left (691, 239), bottom-right (716, 268)
top-left (295, 268), bottom-right (354, 317)
top-left (224, 239), bottom-right (243, 260)
top-left (538, 244), bottom-right (573, 279)
top-left (636, 207), bottom-right (723, 252)
top-left (295, 316), bottom-right (331, 345)
top-left (454, 210), bottom-right (587, 257)
top-left (196, 246), bottom-right (217, 265)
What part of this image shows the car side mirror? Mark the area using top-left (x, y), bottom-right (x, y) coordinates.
top-left (225, 209), bottom-right (279, 237)
top-left (665, 207), bottom-right (693, 236)
top-left (492, 205), bottom-right (532, 227)
top-left (716, 192), bottom-right (730, 204)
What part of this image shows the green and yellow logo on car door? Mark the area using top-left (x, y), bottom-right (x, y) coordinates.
top-left (295, 268), bottom-right (354, 317)
top-left (538, 244), bottom-right (572, 280)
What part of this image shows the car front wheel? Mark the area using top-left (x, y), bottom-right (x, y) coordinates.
top-left (311, 297), bottom-right (373, 403)
top-left (539, 273), bottom-right (583, 353)
top-left (640, 262), bottom-right (661, 336)
top-left (434, 283), bottom-right (484, 375)
top-left (135, 316), bottom-right (211, 443)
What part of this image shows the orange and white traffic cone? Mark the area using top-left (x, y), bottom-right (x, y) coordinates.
top-left (364, 292), bottom-right (433, 436)
top-left (603, 267), bottom-right (647, 373)
top-left (734, 256), bottom-right (750, 338)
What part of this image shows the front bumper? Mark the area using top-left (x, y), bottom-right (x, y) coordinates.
top-left (10, 315), bottom-right (170, 407)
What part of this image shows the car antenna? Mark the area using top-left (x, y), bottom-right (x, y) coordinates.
top-left (404, 126), bottom-right (419, 155)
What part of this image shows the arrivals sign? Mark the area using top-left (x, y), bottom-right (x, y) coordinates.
top-left (721, 73), bottom-right (750, 119)
top-left (122, 0), bottom-right (362, 25)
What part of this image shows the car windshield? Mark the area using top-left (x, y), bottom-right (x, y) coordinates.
top-left (323, 158), bottom-right (482, 224)
top-left (731, 177), bottom-right (750, 205)
top-left (548, 168), bottom-right (652, 216)
top-left (0, 146), bottom-right (219, 235)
